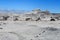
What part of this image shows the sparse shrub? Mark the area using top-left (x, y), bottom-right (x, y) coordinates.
top-left (3, 16), bottom-right (9, 21)
top-left (50, 18), bottom-right (55, 21)
top-left (25, 18), bottom-right (31, 21)
top-left (14, 18), bottom-right (18, 21)
top-left (36, 17), bottom-right (41, 21)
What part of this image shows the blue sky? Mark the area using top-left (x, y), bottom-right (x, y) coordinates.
top-left (0, 0), bottom-right (60, 13)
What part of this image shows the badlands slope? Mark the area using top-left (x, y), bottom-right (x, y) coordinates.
top-left (0, 21), bottom-right (60, 40)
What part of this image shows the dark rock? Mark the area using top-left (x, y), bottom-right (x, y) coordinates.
top-left (46, 27), bottom-right (58, 31)
top-left (30, 39), bottom-right (33, 40)
top-left (3, 23), bottom-right (6, 24)
top-left (42, 31), bottom-right (45, 33)
top-left (0, 28), bottom-right (3, 29)
top-left (35, 35), bottom-right (39, 37)
top-left (0, 24), bottom-right (1, 25)
top-left (39, 33), bottom-right (41, 35)
top-left (50, 18), bottom-right (55, 21)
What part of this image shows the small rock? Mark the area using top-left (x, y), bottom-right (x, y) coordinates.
top-left (0, 24), bottom-right (1, 25)
top-left (35, 35), bottom-right (39, 37)
top-left (39, 33), bottom-right (41, 35)
top-left (30, 39), bottom-right (33, 40)
top-left (0, 28), bottom-right (3, 29)
top-left (3, 23), bottom-right (6, 25)
top-left (42, 31), bottom-right (45, 33)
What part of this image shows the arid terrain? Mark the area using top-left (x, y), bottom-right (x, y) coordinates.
top-left (0, 9), bottom-right (60, 40)
top-left (0, 21), bottom-right (60, 40)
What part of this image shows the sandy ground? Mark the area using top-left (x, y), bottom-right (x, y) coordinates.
top-left (0, 21), bottom-right (60, 40)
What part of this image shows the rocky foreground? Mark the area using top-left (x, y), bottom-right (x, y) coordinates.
top-left (0, 21), bottom-right (60, 40)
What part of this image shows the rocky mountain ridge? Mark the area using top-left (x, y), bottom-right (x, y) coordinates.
top-left (0, 9), bottom-right (60, 21)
